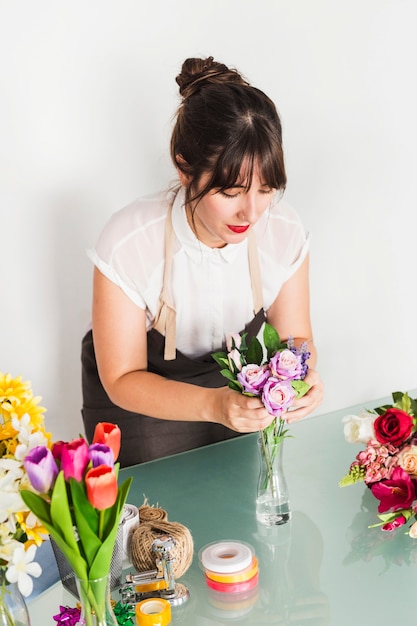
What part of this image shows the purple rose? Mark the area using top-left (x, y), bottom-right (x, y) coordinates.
top-left (228, 348), bottom-right (243, 373)
top-left (24, 446), bottom-right (59, 493)
top-left (237, 364), bottom-right (270, 395)
top-left (88, 443), bottom-right (114, 468)
top-left (262, 378), bottom-right (296, 417)
top-left (269, 349), bottom-right (303, 381)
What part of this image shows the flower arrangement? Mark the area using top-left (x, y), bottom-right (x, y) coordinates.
top-left (0, 372), bottom-right (50, 597)
top-left (340, 390), bottom-right (417, 536)
top-left (212, 323), bottom-right (310, 492)
top-left (20, 422), bottom-right (132, 624)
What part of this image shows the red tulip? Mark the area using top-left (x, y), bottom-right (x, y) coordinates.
top-left (85, 465), bottom-right (118, 510)
top-left (61, 438), bottom-right (89, 482)
top-left (92, 423), bottom-right (121, 462)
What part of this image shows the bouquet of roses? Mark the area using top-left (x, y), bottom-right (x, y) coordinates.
top-left (340, 390), bottom-right (417, 536)
top-left (0, 372), bottom-right (50, 598)
top-left (20, 422), bottom-right (132, 624)
top-left (212, 323), bottom-right (310, 492)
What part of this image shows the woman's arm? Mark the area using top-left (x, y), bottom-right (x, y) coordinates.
top-left (266, 254), bottom-right (324, 422)
top-left (92, 267), bottom-right (275, 433)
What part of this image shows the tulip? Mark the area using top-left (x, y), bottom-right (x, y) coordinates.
top-left (24, 446), bottom-right (59, 493)
top-left (51, 440), bottom-right (65, 462)
top-left (92, 423), bottom-right (121, 462)
top-left (88, 443), bottom-right (114, 468)
top-left (85, 465), bottom-right (118, 510)
top-left (61, 438), bottom-right (89, 482)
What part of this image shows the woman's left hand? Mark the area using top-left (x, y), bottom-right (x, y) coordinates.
top-left (285, 368), bottom-right (324, 424)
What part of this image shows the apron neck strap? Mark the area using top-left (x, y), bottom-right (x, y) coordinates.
top-left (153, 202), bottom-right (264, 360)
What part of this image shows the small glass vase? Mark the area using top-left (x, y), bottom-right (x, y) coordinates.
top-left (0, 571), bottom-right (30, 626)
top-left (75, 574), bottom-right (118, 626)
top-left (256, 437), bottom-right (291, 526)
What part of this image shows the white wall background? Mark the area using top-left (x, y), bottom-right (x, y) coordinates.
top-left (1, 0), bottom-right (416, 441)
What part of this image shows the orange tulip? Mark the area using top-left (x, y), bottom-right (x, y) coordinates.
top-left (85, 465), bottom-right (118, 510)
top-left (92, 422), bottom-right (121, 462)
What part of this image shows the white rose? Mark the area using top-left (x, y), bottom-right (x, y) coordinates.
top-left (409, 521), bottom-right (417, 539)
top-left (342, 411), bottom-right (376, 444)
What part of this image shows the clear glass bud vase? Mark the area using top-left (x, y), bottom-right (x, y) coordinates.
top-left (75, 574), bottom-right (118, 626)
top-left (256, 437), bottom-right (291, 526)
top-left (0, 571), bottom-right (30, 626)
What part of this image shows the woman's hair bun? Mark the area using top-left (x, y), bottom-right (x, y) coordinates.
top-left (176, 56), bottom-right (248, 99)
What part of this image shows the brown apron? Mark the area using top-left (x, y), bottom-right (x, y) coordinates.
top-left (81, 204), bottom-right (266, 467)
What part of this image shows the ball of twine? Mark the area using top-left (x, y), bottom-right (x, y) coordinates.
top-left (138, 504), bottom-right (168, 523)
top-left (131, 519), bottom-right (194, 579)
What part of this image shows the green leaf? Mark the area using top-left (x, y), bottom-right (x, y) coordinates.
top-left (89, 477), bottom-right (132, 579)
top-left (50, 472), bottom-right (79, 553)
top-left (263, 323), bottom-right (281, 359)
top-left (291, 380), bottom-right (310, 398)
top-left (212, 352), bottom-right (229, 368)
top-left (69, 478), bottom-right (101, 567)
top-left (20, 489), bottom-right (87, 580)
top-left (246, 337), bottom-right (263, 365)
top-left (339, 474), bottom-right (364, 487)
top-left (20, 490), bottom-right (52, 526)
top-left (220, 369), bottom-right (238, 383)
top-left (228, 380), bottom-right (243, 393)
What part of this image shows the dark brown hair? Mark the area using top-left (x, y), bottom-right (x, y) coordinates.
top-left (170, 56), bottom-right (287, 204)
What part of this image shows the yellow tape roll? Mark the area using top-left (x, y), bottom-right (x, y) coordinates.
top-left (205, 557), bottom-right (258, 583)
top-left (136, 598), bottom-right (172, 626)
top-left (135, 579), bottom-right (168, 593)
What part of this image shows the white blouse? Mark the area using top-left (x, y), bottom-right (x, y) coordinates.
top-left (88, 187), bottom-right (310, 358)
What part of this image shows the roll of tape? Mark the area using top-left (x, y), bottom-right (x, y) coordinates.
top-left (200, 541), bottom-right (253, 574)
top-left (136, 598), bottom-right (172, 626)
top-left (121, 503), bottom-right (140, 564)
top-left (135, 579), bottom-right (168, 593)
top-left (205, 572), bottom-right (259, 594)
top-left (205, 557), bottom-right (258, 584)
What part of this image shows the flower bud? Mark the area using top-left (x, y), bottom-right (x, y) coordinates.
top-left (24, 446), bottom-right (59, 493)
top-left (85, 465), bottom-right (118, 510)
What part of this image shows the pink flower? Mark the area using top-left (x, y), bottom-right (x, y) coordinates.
top-left (381, 514), bottom-right (407, 532)
top-left (237, 364), bottom-right (270, 395)
top-left (61, 438), bottom-right (89, 482)
top-left (269, 349), bottom-right (303, 381)
top-left (228, 348), bottom-right (243, 373)
top-left (226, 332), bottom-right (242, 352)
top-left (371, 466), bottom-right (416, 513)
top-left (262, 378), bottom-right (296, 417)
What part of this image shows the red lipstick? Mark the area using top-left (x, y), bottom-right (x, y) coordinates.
top-left (227, 225), bottom-right (250, 234)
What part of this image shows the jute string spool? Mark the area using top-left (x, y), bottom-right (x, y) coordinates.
top-left (131, 509), bottom-right (193, 579)
top-left (138, 502), bottom-right (168, 524)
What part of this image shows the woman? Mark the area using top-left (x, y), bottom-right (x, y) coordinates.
top-left (81, 56), bottom-right (324, 466)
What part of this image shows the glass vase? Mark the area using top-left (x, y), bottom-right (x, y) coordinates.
top-left (75, 574), bottom-right (117, 626)
top-left (0, 571), bottom-right (30, 626)
top-left (256, 437), bottom-right (291, 526)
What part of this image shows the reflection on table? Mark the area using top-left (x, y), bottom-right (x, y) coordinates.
top-left (28, 391), bottom-right (417, 625)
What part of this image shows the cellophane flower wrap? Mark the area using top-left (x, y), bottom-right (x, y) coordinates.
top-left (20, 420), bottom-right (132, 623)
top-left (0, 372), bottom-right (50, 598)
top-left (212, 323), bottom-right (310, 492)
top-left (340, 390), bottom-right (417, 536)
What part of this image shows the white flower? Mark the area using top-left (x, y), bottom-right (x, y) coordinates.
top-left (0, 491), bottom-right (25, 531)
top-left (5, 544), bottom-right (42, 597)
top-left (343, 411), bottom-right (377, 444)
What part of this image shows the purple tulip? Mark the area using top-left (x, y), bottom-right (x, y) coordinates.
top-left (24, 446), bottom-right (59, 493)
top-left (88, 443), bottom-right (114, 468)
top-left (61, 438), bottom-right (89, 482)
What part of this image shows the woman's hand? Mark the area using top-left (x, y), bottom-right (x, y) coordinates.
top-left (210, 386), bottom-right (276, 433)
top-left (284, 368), bottom-right (324, 424)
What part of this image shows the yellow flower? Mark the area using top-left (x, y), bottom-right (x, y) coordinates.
top-left (15, 512), bottom-right (48, 547)
top-left (0, 372), bottom-right (46, 429)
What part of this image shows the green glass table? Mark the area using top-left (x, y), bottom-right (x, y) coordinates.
top-left (29, 392), bottom-right (417, 625)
